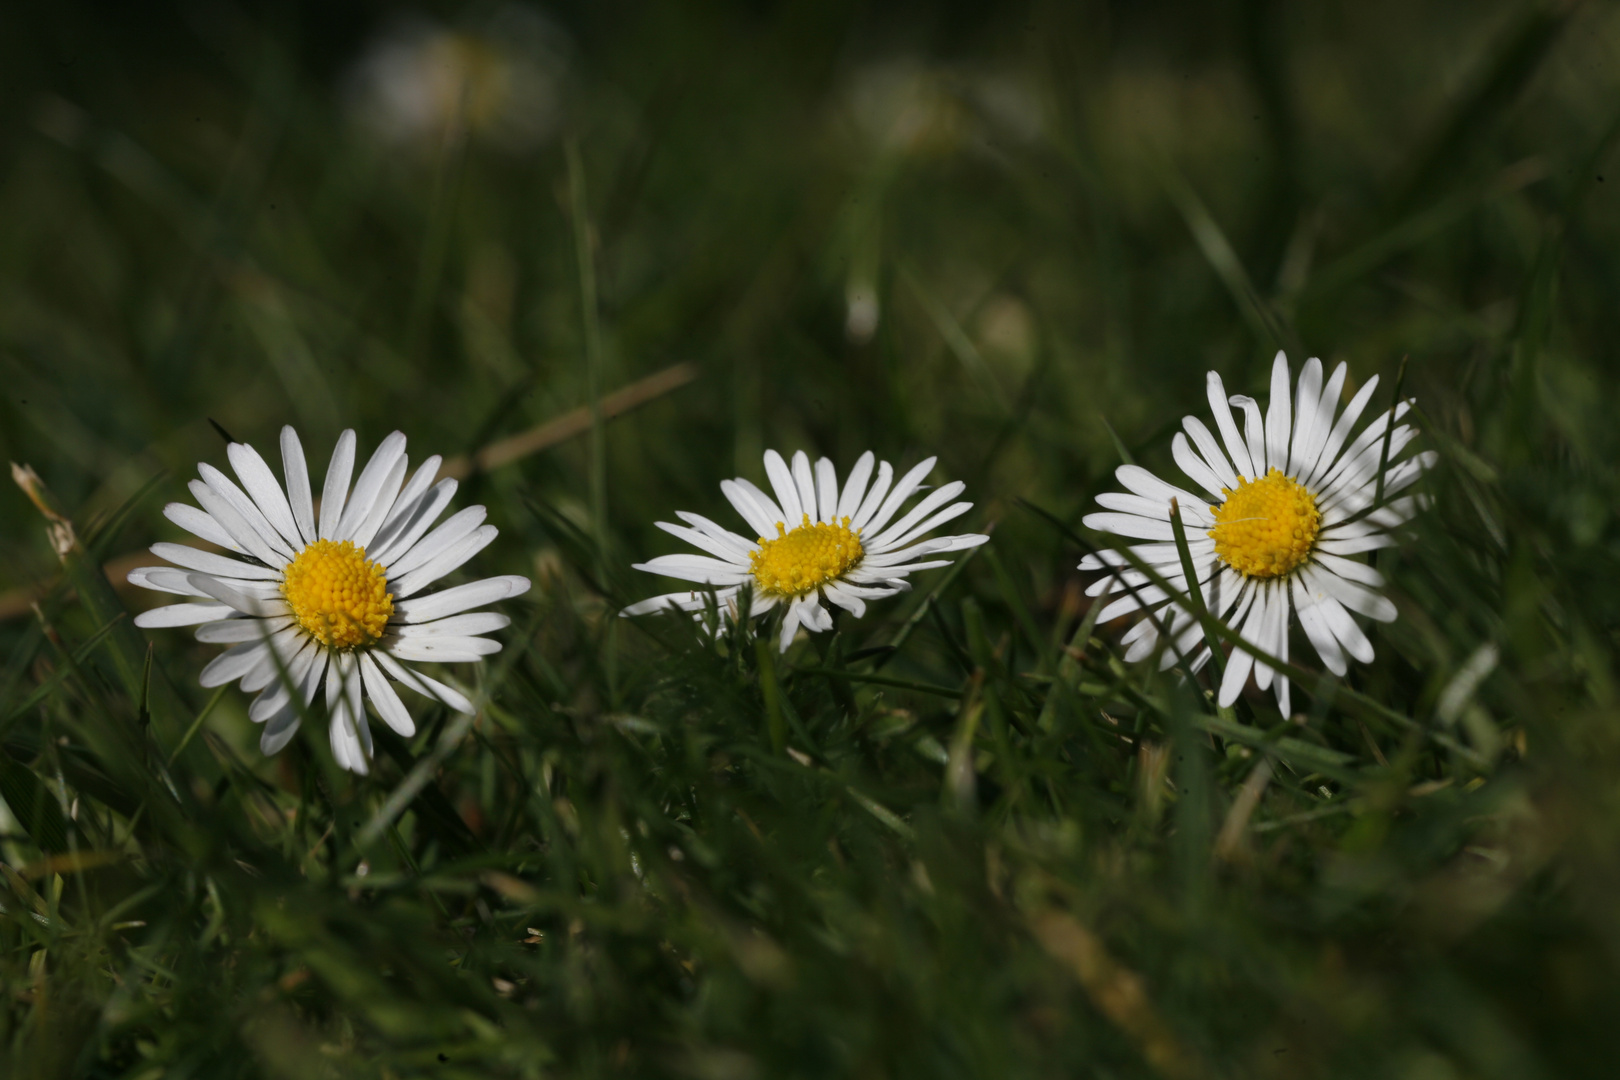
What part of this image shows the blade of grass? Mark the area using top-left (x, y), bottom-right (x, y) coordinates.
top-left (566, 138), bottom-right (609, 590)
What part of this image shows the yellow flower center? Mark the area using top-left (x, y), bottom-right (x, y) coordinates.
top-left (280, 539), bottom-right (394, 650)
top-left (1208, 469), bottom-right (1322, 579)
top-left (749, 515), bottom-right (864, 598)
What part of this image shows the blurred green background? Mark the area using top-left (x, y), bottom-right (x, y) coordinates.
top-left (2, 1), bottom-right (1619, 1077)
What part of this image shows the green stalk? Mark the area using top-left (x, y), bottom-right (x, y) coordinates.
top-left (1169, 497), bottom-right (1224, 679)
top-left (566, 139), bottom-right (608, 591)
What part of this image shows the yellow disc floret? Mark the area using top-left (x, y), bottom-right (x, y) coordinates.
top-left (1208, 468), bottom-right (1322, 579)
top-left (280, 539), bottom-right (394, 650)
top-left (750, 515), bottom-right (864, 598)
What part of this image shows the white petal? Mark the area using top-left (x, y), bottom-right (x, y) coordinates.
top-left (195, 615), bottom-right (294, 644)
top-left (621, 588), bottom-right (741, 616)
top-left (1264, 351), bottom-right (1292, 476)
top-left (280, 426), bottom-right (316, 545)
top-left (349, 658), bottom-right (374, 761)
top-left (1327, 452), bottom-right (1435, 521)
top-left (874, 501), bottom-right (975, 553)
top-left (1206, 371), bottom-right (1255, 479)
top-left (1320, 421), bottom-right (1416, 503)
top-left (1097, 588), bottom-right (1166, 624)
top-left (318, 429), bottom-right (357, 541)
top-left (1312, 552), bottom-right (1384, 588)
top-left (849, 460), bottom-right (895, 531)
top-left (150, 542), bottom-right (282, 581)
top-left (1094, 493), bottom-right (1211, 529)
top-left (1181, 417), bottom-right (1238, 491)
top-left (795, 596), bottom-right (834, 632)
top-left (327, 656), bottom-right (368, 774)
top-left (1300, 375), bottom-right (1379, 489)
top-left (866, 481), bottom-right (965, 550)
top-left (128, 566), bottom-right (212, 598)
top-left (1114, 465), bottom-right (1209, 516)
top-left (392, 612), bottom-right (510, 638)
top-left (370, 478), bottom-right (458, 568)
top-left (763, 450), bottom-right (804, 525)
top-left (1285, 357), bottom-right (1323, 477)
top-left (386, 636), bottom-right (503, 663)
top-left (721, 479), bottom-right (786, 539)
top-left (863, 457), bottom-right (935, 535)
top-left (1292, 575), bottom-right (1346, 677)
top-left (1254, 580), bottom-right (1289, 691)
top-left (259, 707), bottom-right (303, 755)
top-left (855, 539), bottom-right (950, 567)
top-left (200, 641), bottom-right (270, 688)
top-left (163, 502), bottom-right (245, 553)
top-left (1080, 543), bottom-right (1186, 575)
top-left (391, 524), bottom-right (498, 598)
top-left (632, 553), bottom-right (751, 586)
top-left (134, 602), bottom-right (235, 628)
top-left (1082, 512), bottom-right (1174, 541)
top-left (821, 581), bottom-right (868, 617)
top-left (777, 605), bottom-right (801, 652)
top-left (188, 479), bottom-right (287, 568)
top-left (655, 519), bottom-right (755, 563)
top-left (241, 624), bottom-right (311, 693)
top-left (676, 510), bottom-right (758, 549)
top-left (1218, 584), bottom-right (1269, 707)
top-left (931, 533), bottom-right (990, 552)
top-left (1231, 394), bottom-right (1267, 476)
top-left (336, 431), bottom-right (407, 542)
top-left (392, 575), bottom-right (530, 623)
top-left (1122, 605), bottom-right (1170, 663)
top-left (187, 572), bottom-right (290, 617)
top-left (1317, 593), bottom-right (1375, 664)
top-left (228, 441), bottom-right (303, 552)
top-left (1322, 395), bottom-right (1411, 484)
top-left (372, 456), bottom-right (443, 544)
top-left (1365, 495), bottom-right (1426, 529)
top-left (792, 451), bottom-right (817, 523)
top-left (835, 451), bottom-right (875, 520)
top-left (1172, 433), bottom-right (1225, 500)
top-left (1291, 361), bottom-right (1348, 483)
top-left (386, 506), bottom-right (487, 577)
top-left (1207, 568), bottom-right (1252, 622)
top-left (351, 455), bottom-right (409, 550)
top-left (1316, 534), bottom-right (1397, 556)
top-left (846, 560), bottom-right (948, 579)
top-left (129, 566), bottom-right (280, 600)
top-left (1305, 563), bottom-right (1397, 622)
top-left (374, 651), bottom-right (475, 714)
top-left (815, 457), bottom-right (839, 521)
top-left (249, 641), bottom-right (322, 722)
top-left (359, 652), bottom-right (415, 736)
top-left (197, 465), bottom-right (295, 560)
top-left (1158, 606), bottom-right (1204, 670)
top-left (1317, 517), bottom-right (1391, 542)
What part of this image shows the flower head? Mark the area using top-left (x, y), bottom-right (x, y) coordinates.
top-left (129, 427), bottom-right (530, 774)
top-left (1081, 352), bottom-right (1435, 715)
top-left (624, 449), bottom-right (989, 651)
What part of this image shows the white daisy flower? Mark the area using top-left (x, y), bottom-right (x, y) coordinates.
top-left (129, 426), bottom-right (531, 774)
top-left (1080, 351), bottom-right (1435, 716)
top-left (624, 449), bottom-right (989, 651)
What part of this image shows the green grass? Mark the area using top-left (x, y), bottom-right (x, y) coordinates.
top-left (3, 1), bottom-right (1620, 1076)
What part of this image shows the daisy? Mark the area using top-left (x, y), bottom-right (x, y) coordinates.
top-left (623, 449), bottom-right (988, 651)
top-left (129, 427), bottom-right (531, 774)
top-left (1080, 352), bottom-right (1435, 716)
